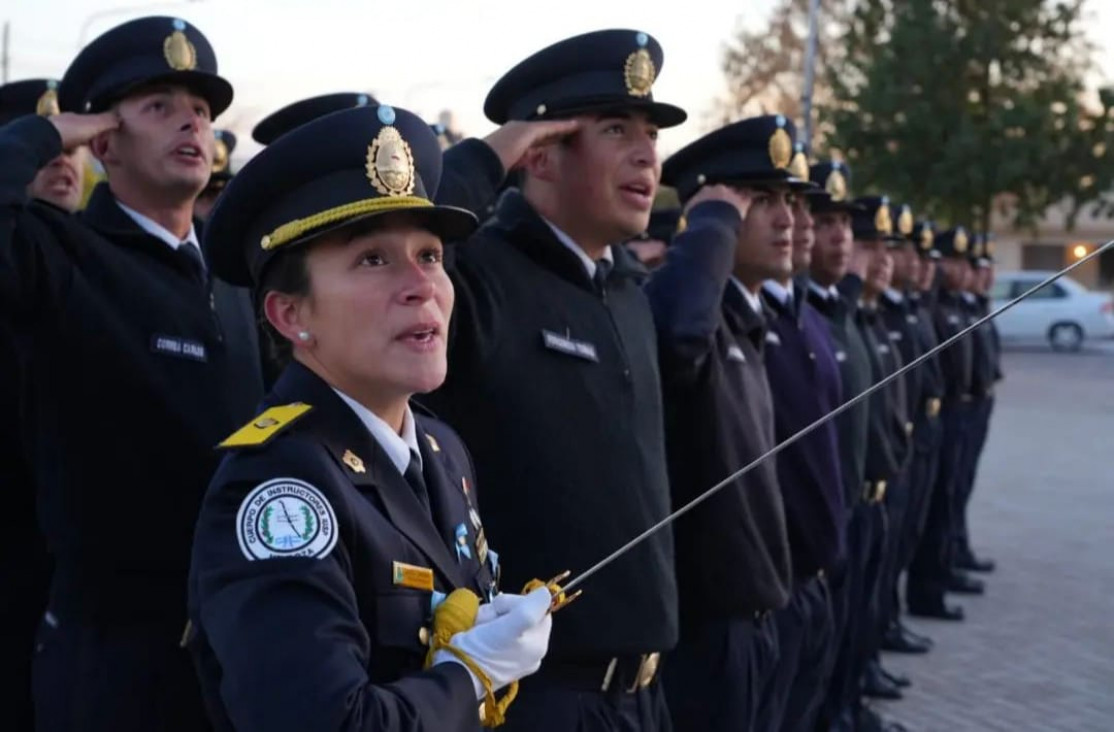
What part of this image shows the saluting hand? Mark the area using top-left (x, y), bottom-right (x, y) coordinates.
top-left (49, 111), bottom-right (120, 150)
top-left (684, 183), bottom-right (753, 224)
top-left (483, 119), bottom-right (582, 173)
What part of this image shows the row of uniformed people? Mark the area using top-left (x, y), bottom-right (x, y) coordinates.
top-left (628, 153), bottom-right (1003, 732)
top-left (0, 14), bottom-right (1003, 732)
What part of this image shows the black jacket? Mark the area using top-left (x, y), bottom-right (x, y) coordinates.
top-left (645, 202), bottom-right (791, 622)
top-left (421, 190), bottom-right (677, 659)
top-left (807, 282), bottom-right (872, 508)
top-left (934, 289), bottom-right (974, 401)
top-left (188, 363), bottom-right (495, 731)
top-left (762, 283), bottom-right (847, 577)
top-left (0, 115), bottom-right (263, 620)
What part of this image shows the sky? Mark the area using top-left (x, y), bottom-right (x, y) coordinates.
top-left (5, 0), bottom-right (1114, 163)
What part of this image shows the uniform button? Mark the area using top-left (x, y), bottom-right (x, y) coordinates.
top-left (808, 352), bottom-right (816, 361)
top-left (418, 627), bottom-right (430, 646)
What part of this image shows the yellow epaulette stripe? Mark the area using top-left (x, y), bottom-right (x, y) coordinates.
top-left (218, 402), bottom-right (313, 450)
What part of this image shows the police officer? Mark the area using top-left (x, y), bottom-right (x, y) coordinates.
top-left (881, 220), bottom-right (942, 656)
top-left (907, 227), bottom-right (974, 621)
top-left (193, 128), bottom-right (235, 220)
top-left (0, 76), bottom-right (89, 732)
top-left (650, 115), bottom-right (798, 731)
top-left (761, 155), bottom-right (846, 732)
top-left (188, 102), bottom-right (553, 731)
top-left (0, 17), bottom-right (263, 729)
top-left (953, 235), bottom-right (1000, 574)
top-left (847, 199), bottom-right (914, 706)
top-left (805, 161), bottom-right (874, 732)
top-left (421, 29), bottom-right (684, 731)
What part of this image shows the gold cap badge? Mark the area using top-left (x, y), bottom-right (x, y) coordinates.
top-left (874, 204), bottom-right (893, 235)
top-left (36, 85), bottom-right (60, 117)
top-left (212, 137), bottom-right (229, 173)
top-left (769, 123), bottom-right (792, 171)
top-left (788, 147), bottom-right (809, 181)
top-left (624, 32), bottom-right (655, 97)
top-left (898, 205), bottom-right (914, 236)
top-left (954, 228), bottom-right (969, 254)
top-left (920, 227), bottom-right (934, 250)
top-left (825, 169), bottom-right (848, 201)
top-left (163, 21), bottom-right (197, 71)
top-left (367, 119), bottom-right (416, 197)
top-left (624, 50), bottom-right (656, 97)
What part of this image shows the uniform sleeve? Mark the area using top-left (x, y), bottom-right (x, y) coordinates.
top-left (436, 139), bottom-right (506, 220)
top-left (0, 115), bottom-right (67, 311)
top-left (644, 200), bottom-right (741, 375)
top-left (190, 444), bottom-right (480, 732)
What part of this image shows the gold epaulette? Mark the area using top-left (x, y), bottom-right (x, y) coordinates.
top-left (217, 403), bottom-right (313, 449)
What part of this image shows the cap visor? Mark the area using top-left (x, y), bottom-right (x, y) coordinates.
top-left (103, 71), bottom-right (233, 117)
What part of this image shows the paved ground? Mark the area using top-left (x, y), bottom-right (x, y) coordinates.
top-left (876, 345), bottom-right (1114, 731)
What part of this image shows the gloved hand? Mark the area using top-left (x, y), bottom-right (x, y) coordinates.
top-left (433, 586), bottom-right (553, 699)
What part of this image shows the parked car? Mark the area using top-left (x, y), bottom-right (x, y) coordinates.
top-left (990, 271), bottom-right (1114, 351)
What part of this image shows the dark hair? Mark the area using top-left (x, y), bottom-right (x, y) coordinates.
top-left (256, 245), bottom-right (311, 366)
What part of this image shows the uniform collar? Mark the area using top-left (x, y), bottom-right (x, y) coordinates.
top-left (762, 279), bottom-right (794, 306)
top-left (115, 200), bottom-right (201, 254)
top-left (331, 389), bottom-right (421, 475)
top-left (730, 277), bottom-right (765, 316)
top-left (542, 217), bottom-right (615, 279)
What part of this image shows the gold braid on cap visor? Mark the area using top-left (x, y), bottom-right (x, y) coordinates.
top-left (260, 196), bottom-right (434, 251)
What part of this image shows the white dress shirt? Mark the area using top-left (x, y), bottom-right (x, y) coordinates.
top-left (333, 390), bottom-right (422, 474)
top-left (543, 218), bottom-right (614, 278)
top-left (116, 200), bottom-right (203, 263)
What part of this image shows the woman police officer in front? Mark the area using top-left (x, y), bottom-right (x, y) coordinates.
top-left (185, 103), bottom-right (552, 731)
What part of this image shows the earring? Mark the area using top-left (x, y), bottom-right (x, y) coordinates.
top-left (297, 331), bottom-right (311, 342)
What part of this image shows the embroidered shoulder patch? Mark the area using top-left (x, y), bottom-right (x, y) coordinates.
top-left (236, 478), bottom-right (338, 560)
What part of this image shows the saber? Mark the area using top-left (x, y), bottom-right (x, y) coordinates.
top-left (559, 239), bottom-right (1114, 597)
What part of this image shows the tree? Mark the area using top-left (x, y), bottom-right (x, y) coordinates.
top-left (712, 0), bottom-right (852, 143)
top-left (823, 0), bottom-right (1112, 232)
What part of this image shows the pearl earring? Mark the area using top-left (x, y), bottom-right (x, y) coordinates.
top-left (297, 331), bottom-right (311, 342)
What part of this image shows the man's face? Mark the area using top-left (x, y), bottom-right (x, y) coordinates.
top-left (790, 194), bottom-right (815, 274)
top-left (811, 209), bottom-right (853, 286)
top-left (940, 257), bottom-right (967, 290)
top-left (733, 185), bottom-right (794, 285)
top-left (29, 146), bottom-right (89, 213)
top-left (862, 239), bottom-right (894, 295)
top-left (538, 111), bottom-right (661, 242)
top-left (891, 243), bottom-right (920, 288)
top-left (97, 85), bottom-right (215, 201)
top-left (918, 257), bottom-right (937, 292)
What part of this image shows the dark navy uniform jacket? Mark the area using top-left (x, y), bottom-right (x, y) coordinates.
top-left (762, 282), bottom-right (847, 577)
top-left (964, 294), bottom-right (997, 398)
top-left (0, 115), bottom-right (262, 621)
top-left (422, 189), bottom-right (677, 660)
top-left (807, 282), bottom-right (871, 508)
top-left (645, 201), bottom-right (791, 622)
top-left (881, 290), bottom-right (925, 424)
top-left (858, 300), bottom-right (912, 482)
top-left (934, 290), bottom-right (974, 401)
top-left (188, 362), bottom-right (497, 731)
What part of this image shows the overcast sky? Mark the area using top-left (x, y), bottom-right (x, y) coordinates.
top-left (5, 0), bottom-right (1114, 162)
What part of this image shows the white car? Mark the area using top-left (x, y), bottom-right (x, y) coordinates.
top-left (990, 271), bottom-right (1114, 351)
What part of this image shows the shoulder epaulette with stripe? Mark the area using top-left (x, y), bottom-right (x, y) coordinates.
top-left (218, 403), bottom-right (313, 449)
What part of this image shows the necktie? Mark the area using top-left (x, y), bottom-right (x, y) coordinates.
top-left (177, 242), bottom-right (206, 285)
top-left (593, 258), bottom-right (613, 294)
top-left (403, 453), bottom-right (432, 517)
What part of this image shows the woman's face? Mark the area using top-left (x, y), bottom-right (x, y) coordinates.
top-left (270, 217), bottom-right (454, 403)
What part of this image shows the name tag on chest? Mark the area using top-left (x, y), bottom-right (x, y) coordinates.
top-left (541, 330), bottom-right (599, 362)
top-left (151, 335), bottom-right (207, 362)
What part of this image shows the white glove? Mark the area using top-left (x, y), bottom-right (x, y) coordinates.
top-left (433, 587), bottom-right (553, 699)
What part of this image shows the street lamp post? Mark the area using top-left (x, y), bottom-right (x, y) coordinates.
top-left (801, 0), bottom-right (822, 149)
